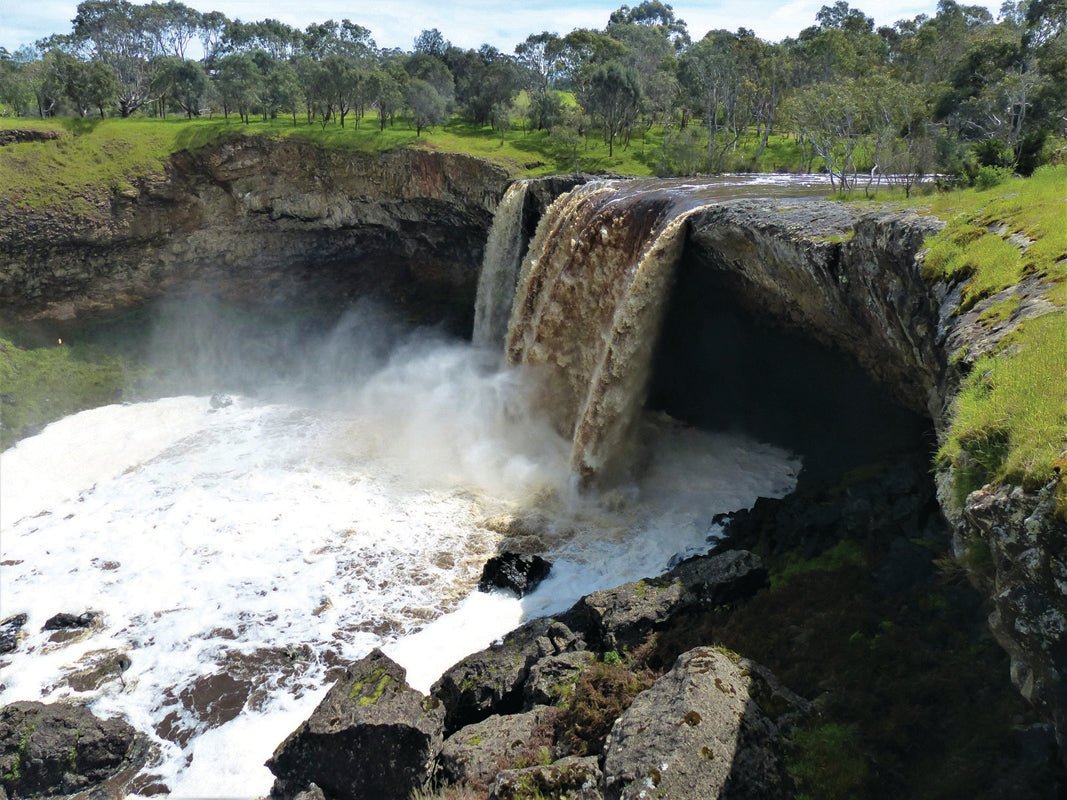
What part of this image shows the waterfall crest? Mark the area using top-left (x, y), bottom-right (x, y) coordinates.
top-left (473, 180), bottom-right (531, 349)
top-left (504, 181), bottom-right (705, 481)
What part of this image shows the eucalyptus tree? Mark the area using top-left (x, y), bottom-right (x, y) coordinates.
top-left (515, 32), bottom-right (563, 129)
top-left (157, 56), bottom-right (207, 117)
top-left (681, 30), bottom-right (753, 170)
top-left (216, 52), bottom-right (261, 122)
top-left (585, 60), bottom-right (641, 155)
top-left (367, 67), bottom-right (404, 129)
top-left (405, 78), bottom-right (448, 135)
top-left (413, 29), bottom-right (450, 58)
top-left (222, 19), bottom-right (303, 60)
top-left (0, 50), bottom-right (35, 116)
top-left (143, 1), bottom-right (202, 59)
top-left (52, 51), bottom-right (118, 116)
top-left (69, 0), bottom-right (160, 116)
top-left (607, 1), bottom-right (690, 50)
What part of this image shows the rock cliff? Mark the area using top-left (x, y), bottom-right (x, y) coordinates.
top-left (0, 138), bottom-right (511, 327)
top-left (680, 198), bottom-right (1066, 759)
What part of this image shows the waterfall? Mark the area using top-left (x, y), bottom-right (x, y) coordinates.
top-left (504, 181), bottom-right (707, 482)
top-left (472, 180), bottom-right (531, 349)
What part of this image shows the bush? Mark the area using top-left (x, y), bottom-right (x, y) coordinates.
top-left (974, 165), bottom-right (1013, 190)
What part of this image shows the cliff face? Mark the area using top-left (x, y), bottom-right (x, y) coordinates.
top-left (0, 138), bottom-right (511, 326)
top-left (683, 199), bottom-right (1066, 758)
top-left (2, 156), bottom-right (1062, 758)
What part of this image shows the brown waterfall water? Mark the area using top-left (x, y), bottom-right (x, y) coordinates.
top-left (501, 176), bottom-right (830, 482)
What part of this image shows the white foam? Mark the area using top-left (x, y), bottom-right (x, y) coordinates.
top-left (0, 345), bottom-right (799, 797)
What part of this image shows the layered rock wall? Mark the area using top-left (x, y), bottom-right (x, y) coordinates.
top-left (0, 138), bottom-right (511, 325)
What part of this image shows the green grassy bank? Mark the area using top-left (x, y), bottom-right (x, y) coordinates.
top-left (910, 165), bottom-right (1067, 512)
top-left (0, 115), bottom-right (809, 213)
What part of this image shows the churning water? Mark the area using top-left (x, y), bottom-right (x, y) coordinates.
top-left (0, 173), bottom-right (817, 796)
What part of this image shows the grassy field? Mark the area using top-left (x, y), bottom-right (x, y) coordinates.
top-left (909, 165), bottom-right (1067, 510)
top-left (0, 114), bottom-right (811, 213)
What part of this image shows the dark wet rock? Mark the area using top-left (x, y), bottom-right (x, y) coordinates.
top-left (61, 649), bottom-right (132, 693)
top-left (267, 648), bottom-right (444, 800)
top-left (209, 393), bottom-right (234, 409)
top-left (432, 619), bottom-right (584, 734)
top-left (437, 707), bottom-right (556, 787)
top-left (875, 537), bottom-right (936, 595)
top-left (42, 612), bottom-right (100, 631)
top-left (568, 550), bottom-right (767, 651)
top-left (479, 553), bottom-right (552, 597)
top-left (489, 755), bottom-right (603, 800)
top-left (292, 784), bottom-right (326, 800)
top-left (0, 700), bottom-right (146, 798)
top-left (0, 615), bottom-right (27, 656)
top-left (523, 651), bottom-right (596, 708)
top-left (602, 647), bottom-right (808, 800)
top-left (951, 479), bottom-right (1067, 760)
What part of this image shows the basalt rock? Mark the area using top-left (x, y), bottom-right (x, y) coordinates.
top-left (0, 615), bottom-right (27, 656)
top-left (950, 479), bottom-right (1067, 757)
top-left (601, 647), bottom-right (809, 800)
top-left (266, 648), bottom-right (444, 800)
top-left (432, 619), bottom-right (584, 734)
top-left (0, 700), bottom-right (146, 798)
top-left (478, 553), bottom-right (552, 598)
top-left (568, 550), bottom-right (767, 651)
top-left (0, 140), bottom-right (512, 329)
top-left (437, 707), bottom-right (556, 787)
top-left (489, 755), bottom-right (603, 800)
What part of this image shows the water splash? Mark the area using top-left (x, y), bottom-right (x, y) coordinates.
top-left (505, 180), bottom-right (711, 480)
top-left (472, 180), bottom-right (530, 350)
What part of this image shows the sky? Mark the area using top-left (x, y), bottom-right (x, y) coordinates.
top-left (1, 0), bottom-right (1006, 55)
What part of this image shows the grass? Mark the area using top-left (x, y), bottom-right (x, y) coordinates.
top-left (0, 115), bottom-right (819, 218)
top-left (907, 165), bottom-right (1067, 510)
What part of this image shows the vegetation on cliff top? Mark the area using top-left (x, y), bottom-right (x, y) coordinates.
top-left (911, 164), bottom-right (1067, 509)
top-left (0, 114), bottom-right (814, 214)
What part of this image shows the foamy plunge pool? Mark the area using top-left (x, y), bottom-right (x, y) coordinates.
top-left (0, 348), bottom-right (799, 797)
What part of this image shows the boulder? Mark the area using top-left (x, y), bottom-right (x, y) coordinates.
top-left (432, 619), bottom-right (583, 733)
top-left (0, 700), bottom-right (146, 798)
top-left (523, 651), bottom-right (596, 707)
top-left (42, 612), bottom-right (100, 631)
top-left (489, 756), bottom-right (603, 800)
top-left (437, 707), bottom-right (556, 787)
top-left (568, 550), bottom-right (767, 650)
top-left (602, 647), bottom-right (808, 800)
top-left (479, 553), bottom-right (552, 597)
top-left (266, 649), bottom-right (444, 800)
top-left (0, 615), bottom-right (27, 656)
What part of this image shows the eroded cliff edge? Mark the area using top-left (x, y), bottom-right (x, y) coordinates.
top-left (1, 154), bottom-right (1063, 763)
top-left (680, 199), bottom-right (1066, 758)
top-left (0, 137), bottom-right (512, 328)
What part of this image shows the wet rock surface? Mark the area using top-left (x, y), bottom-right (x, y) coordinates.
top-left (568, 550), bottom-right (767, 651)
top-left (478, 552), bottom-right (552, 597)
top-left (0, 615), bottom-right (27, 656)
top-left (602, 647), bottom-right (808, 800)
top-left (0, 701), bottom-right (146, 798)
top-left (267, 648), bottom-right (444, 800)
top-left (432, 618), bottom-right (584, 734)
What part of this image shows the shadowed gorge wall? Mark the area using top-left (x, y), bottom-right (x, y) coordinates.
top-left (648, 255), bottom-right (932, 482)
